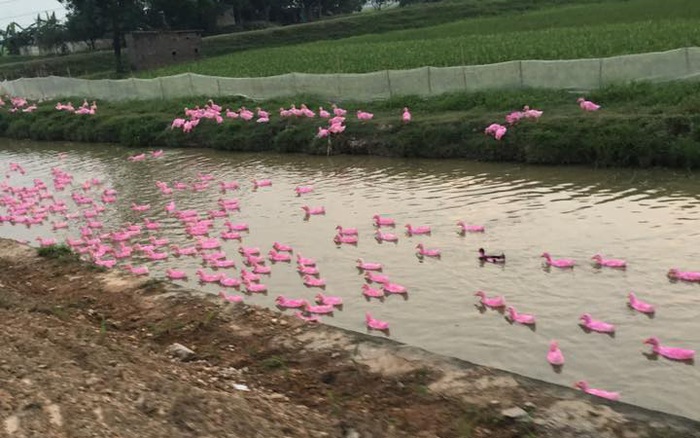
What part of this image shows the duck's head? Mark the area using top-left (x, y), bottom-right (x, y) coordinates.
top-left (667, 268), bottom-right (679, 277)
top-left (579, 313), bottom-right (591, 323)
top-left (541, 252), bottom-right (550, 259)
top-left (591, 254), bottom-right (602, 261)
top-left (574, 381), bottom-right (588, 391)
top-left (549, 340), bottom-right (559, 351)
top-left (577, 97), bottom-right (584, 103)
top-left (478, 248), bottom-right (485, 255)
top-left (643, 337), bottom-right (659, 347)
top-left (474, 291), bottom-right (485, 298)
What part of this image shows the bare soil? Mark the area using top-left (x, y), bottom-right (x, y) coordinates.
top-left (0, 238), bottom-right (697, 438)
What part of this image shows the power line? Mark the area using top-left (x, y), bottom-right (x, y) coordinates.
top-left (0, 7), bottom-right (66, 23)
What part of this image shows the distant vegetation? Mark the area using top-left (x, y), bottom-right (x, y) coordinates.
top-left (1, 0), bottom-right (610, 80)
top-left (142, 0), bottom-right (700, 78)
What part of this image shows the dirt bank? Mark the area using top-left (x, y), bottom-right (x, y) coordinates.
top-left (0, 238), bottom-right (697, 438)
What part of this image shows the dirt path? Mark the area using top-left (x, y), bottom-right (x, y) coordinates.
top-left (0, 239), bottom-right (697, 438)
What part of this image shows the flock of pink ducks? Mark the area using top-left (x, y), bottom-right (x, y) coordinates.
top-left (1, 146), bottom-right (696, 405)
top-left (484, 97), bottom-right (600, 141)
top-left (166, 99), bottom-right (412, 139)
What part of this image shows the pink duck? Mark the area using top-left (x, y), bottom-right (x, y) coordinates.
top-left (474, 290), bottom-right (506, 309)
top-left (244, 280), bottom-right (267, 293)
top-left (239, 246), bottom-right (260, 257)
top-left (365, 271), bottom-right (390, 284)
top-left (643, 337), bottom-right (695, 361)
top-left (304, 303), bottom-right (334, 314)
top-left (221, 231), bottom-right (242, 241)
top-left (252, 179), bottom-right (272, 188)
top-left (273, 242), bottom-right (293, 252)
top-left (667, 268), bottom-right (700, 282)
top-left (196, 269), bottom-right (221, 283)
top-left (315, 292), bottom-right (343, 307)
top-left (356, 258), bottom-right (382, 271)
top-left (457, 221), bottom-right (484, 233)
top-left (295, 311), bottom-right (321, 323)
top-left (577, 97), bottom-right (601, 112)
top-left (362, 284), bottom-right (384, 298)
top-left (474, 291), bottom-right (506, 308)
top-left (303, 275), bottom-right (326, 288)
top-left (402, 107), bottom-right (411, 123)
top-left (373, 214), bottom-right (395, 227)
top-left (541, 252), bottom-right (575, 268)
top-left (297, 253), bottom-right (316, 266)
top-left (295, 185), bottom-right (314, 195)
top-left (579, 313), bottom-right (615, 333)
top-left (166, 268), bottom-right (187, 280)
top-left (591, 254), bottom-right (626, 268)
top-left (252, 264), bottom-right (272, 275)
top-left (506, 306), bottom-right (536, 325)
top-left (268, 250), bottom-right (292, 262)
top-left (365, 312), bottom-right (389, 331)
top-left (123, 265), bottom-right (149, 276)
top-left (219, 275), bottom-right (241, 288)
top-left (334, 234), bottom-right (358, 245)
top-left (336, 225), bottom-right (358, 236)
top-left (405, 224), bottom-right (431, 236)
top-left (302, 205), bottom-right (325, 215)
top-left (219, 291), bottom-right (243, 303)
top-left (574, 381), bottom-right (619, 401)
top-left (275, 296), bottom-right (308, 309)
top-left (383, 282), bottom-right (407, 295)
top-left (375, 231), bottom-right (398, 242)
top-left (547, 341), bottom-right (565, 366)
top-left (627, 292), bottom-right (655, 314)
top-left (298, 265), bottom-right (319, 276)
top-left (416, 243), bottom-right (441, 258)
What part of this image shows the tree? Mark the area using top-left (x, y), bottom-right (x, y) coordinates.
top-left (59, 0), bottom-right (145, 73)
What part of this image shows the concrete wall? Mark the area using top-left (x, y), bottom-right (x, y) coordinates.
top-left (125, 31), bottom-right (202, 71)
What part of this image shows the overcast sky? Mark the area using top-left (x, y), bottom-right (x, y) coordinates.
top-left (0, 0), bottom-right (68, 31)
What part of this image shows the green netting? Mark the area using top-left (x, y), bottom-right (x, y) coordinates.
top-left (464, 61), bottom-right (521, 91)
top-left (337, 71), bottom-right (390, 101)
top-left (293, 73), bottom-right (340, 100)
top-left (2, 48), bottom-right (700, 101)
top-left (522, 58), bottom-right (601, 90)
top-left (602, 48), bottom-right (686, 85)
top-left (429, 66), bottom-right (467, 96)
top-left (388, 67), bottom-right (430, 97)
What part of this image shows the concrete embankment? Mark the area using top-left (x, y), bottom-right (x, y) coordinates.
top-left (0, 238), bottom-right (698, 437)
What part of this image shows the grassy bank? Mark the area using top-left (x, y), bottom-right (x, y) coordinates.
top-left (0, 0), bottom-right (594, 81)
top-left (143, 0), bottom-right (700, 78)
top-left (1, 81), bottom-right (700, 169)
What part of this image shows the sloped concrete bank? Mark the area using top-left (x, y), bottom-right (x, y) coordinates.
top-left (0, 238), bottom-right (698, 437)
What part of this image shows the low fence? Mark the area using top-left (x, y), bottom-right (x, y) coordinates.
top-left (2, 47), bottom-right (700, 101)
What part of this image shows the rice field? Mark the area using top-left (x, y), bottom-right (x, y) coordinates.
top-left (142, 17), bottom-right (700, 78)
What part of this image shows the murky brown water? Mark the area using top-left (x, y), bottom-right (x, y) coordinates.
top-left (2, 138), bottom-right (699, 420)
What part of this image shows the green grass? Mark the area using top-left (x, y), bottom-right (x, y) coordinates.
top-left (37, 244), bottom-right (78, 261)
top-left (2, 80), bottom-right (700, 169)
top-left (0, 0), bottom-right (612, 80)
top-left (142, 0), bottom-right (700, 78)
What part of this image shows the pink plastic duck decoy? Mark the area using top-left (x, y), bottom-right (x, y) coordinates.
top-left (166, 268), bottom-right (187, 280)
top-left (295, 185), bottom-right (314, 195)
top-left (402, 107), bottom-right (411, 123)
top-left (297, 265), bottom-right (319, 276)
top-left (297, 254), bottom-right (316, 266)
top-left (295, 311), bottom-right (321, 323)
top-left (574, 381), bottom-right (619, 401)
top-left (474, 291), bottom-right (506, 308)
top-left (405, 224), bottom-right (431, 236)
top-left (667, 268), bottom-right (700, 282)
top-left (506, 306), bottom-right (536, 325)
top-left (383, 282), bottom-right (407, 295)
top-left (252, 179), bottom-right (272, 188)
top-left (336, 225), bottom-right (358, 236)
top-left (273, 242), bottom-right (293, 252)
top-left (416, 243), bottom-right (441, 258)
top-left (302, 205), bottom-right (326, 215)
top-left (457, 221), bottom-right (484, 233)
top-left (372, 214), bottom-right (395, 227)
top-left (315, 292), bottom-right (343, 307)
top-left (365, 312), bottom-right (389, 331)
top-left (304, 303), bottom-right (334, 314)
top-left (547, 341), bottom-right (565, 366)
top-left (356, 258), bottom-right (382, 271)
top-left (577, 97), bottom-right (601, 112)
top-left (275, 296), bottom-right (308, 309)
top-left (541, 252), bottom-right (575, 268)
top-left (365, 271), bottom-right (390, 284)
top-left (375, 231), bottom-right (398, 243)
top-left (361, 284), bottom-right (384, 298)
top-left (218, 291), bottom-right (244, 303)
top-left (643, 337), bottom-right (695, 361)
top-left (268, 250), bottom-right (292, 262)
top-left (579, 313), bottom-right (615, 333)
top-left (333, 234), bottom-right (358, 245)
top-left (591, 254), bottom-right (626, 268)
top-left (627, 292), bottom-right (655, 314)
top-left (303, 275), bottom-right (326, 288)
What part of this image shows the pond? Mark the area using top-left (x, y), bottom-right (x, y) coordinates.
top-left (1, 138), bottom-right (699, 421)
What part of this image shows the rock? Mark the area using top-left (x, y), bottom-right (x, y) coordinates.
top-left (489, 400), bottom-right (501, 407)
top-left (86, 376), bottom-right (101, 386)
top-left (501, 407), bottom-right (528, 420)
top-left (524, 401), bottom-right (536, 411)
top-left (345, 429), bottom-right (360, 438)
top-left (167, 343), bottom-right (197, 362)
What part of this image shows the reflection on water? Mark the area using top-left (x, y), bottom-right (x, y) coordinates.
top-left (1, 139), bottom-right (700, 421)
